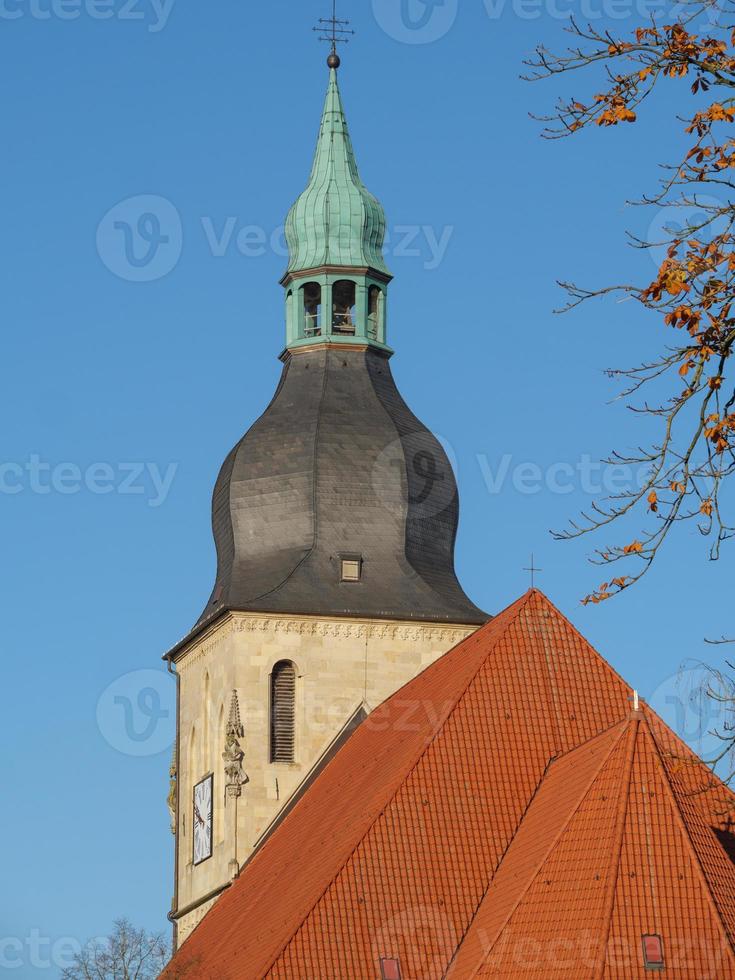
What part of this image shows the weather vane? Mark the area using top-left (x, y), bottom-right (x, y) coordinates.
top-left (523, 554), bottom-right (543, 590)
top-left (313, 0), bottom-right (354, 68)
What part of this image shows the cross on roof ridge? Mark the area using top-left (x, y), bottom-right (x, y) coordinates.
top-left (523, 553), bottom-right (543, 590)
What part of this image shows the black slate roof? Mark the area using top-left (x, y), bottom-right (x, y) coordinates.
top-left (195, 344), bottom-right (487, 629)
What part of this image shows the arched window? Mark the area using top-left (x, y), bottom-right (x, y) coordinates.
top-left (332, 280), bottom-right (356, 335)
top-left (286, 289), bottom-right (294, 337)
top-left (270, 660), bottom-right (296, 763)
top-left (368, 286), bottom-right (383, 341)
top-left (302, 282), bottom-right (321, 337)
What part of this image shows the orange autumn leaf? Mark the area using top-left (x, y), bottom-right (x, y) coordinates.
top-left (708, 103), bottom-right (735, 122)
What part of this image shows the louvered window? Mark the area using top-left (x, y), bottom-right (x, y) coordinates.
top-left (270, 661), bottom-right (296, 763)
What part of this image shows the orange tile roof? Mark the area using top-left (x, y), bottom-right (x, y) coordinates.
top-left (165, 590), bottom-right (735, 979)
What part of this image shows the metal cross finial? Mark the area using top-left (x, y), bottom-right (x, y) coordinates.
top-left (523, 554), bottom-right (543, 590)
top-left (314, 0), bottom-right (355, 66)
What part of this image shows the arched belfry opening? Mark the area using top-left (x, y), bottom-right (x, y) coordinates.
top-left (302, 282), bottom-right (322, 338)
top-left (368, 285), bottom-right (383, 342)
top-left (270, 661), bottom-right (296, 764)
top-left (332, 280), bottom-right (356, 335)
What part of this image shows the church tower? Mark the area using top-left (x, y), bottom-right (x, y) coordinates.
top-left (165, 50), bottom-right (487, 947)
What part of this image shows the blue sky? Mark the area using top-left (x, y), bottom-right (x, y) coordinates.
top-left (2, 0), bottom-right (731, 975)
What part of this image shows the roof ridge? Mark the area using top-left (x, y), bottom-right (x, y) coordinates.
top-left (261, 591), bottom-right (537, 977)
top-left (527, 588), bottom-right (635, 701)
top-left (644, 714), bottom-right (735, 960)
top-left (450, 720), bottom-right (629, 980)
top-left (520, 597), bottom-right (565, 754)
top-left (644, 705), bottom-right (735, 808)
top-left (593, 716), bottom-right (640, 979)
top-left (550, 717), bottom-right (634, 762)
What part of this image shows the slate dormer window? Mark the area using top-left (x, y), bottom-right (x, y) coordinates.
top-left (340, 555), bottom-right (363, 583)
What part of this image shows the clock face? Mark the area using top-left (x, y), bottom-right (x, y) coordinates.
top-left (193, 775), bottom-right (213, 865)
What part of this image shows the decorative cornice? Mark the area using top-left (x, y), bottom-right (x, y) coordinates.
top-left (279, 264), bottom-right (393, 288)
top-left (280, 340), bottom-right (394, 362)
top-left (232, 615), bottom-right (474, 644)
top-left (175, 618), bottom-right (234, 673)
top-left (174, 612), bottom-right (477, 671)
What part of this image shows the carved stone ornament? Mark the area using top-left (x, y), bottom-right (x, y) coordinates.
top-left (223, 689), bottom-right (248, 796)
top-left (167, 743), bottom-right (177, 836)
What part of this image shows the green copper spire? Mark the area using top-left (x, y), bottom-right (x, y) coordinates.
top-left (285, 69), bottom-right (390, 276)
top-left (281, 65), bottom-right (392, 353)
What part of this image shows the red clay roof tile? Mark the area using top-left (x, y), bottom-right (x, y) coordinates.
top-left (164, 591), bottom-right (735, 980)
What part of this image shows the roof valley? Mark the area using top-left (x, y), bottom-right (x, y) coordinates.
top-left (645, 712), bottom-right (735, 959)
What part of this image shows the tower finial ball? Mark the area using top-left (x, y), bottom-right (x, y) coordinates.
top-left (327, 51), bottom-right (341, 69)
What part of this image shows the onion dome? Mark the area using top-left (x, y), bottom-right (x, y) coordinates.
top-left (284, 69), bottom-right (390, 277)
top-left (197, 345), bottom-right (485, 627)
